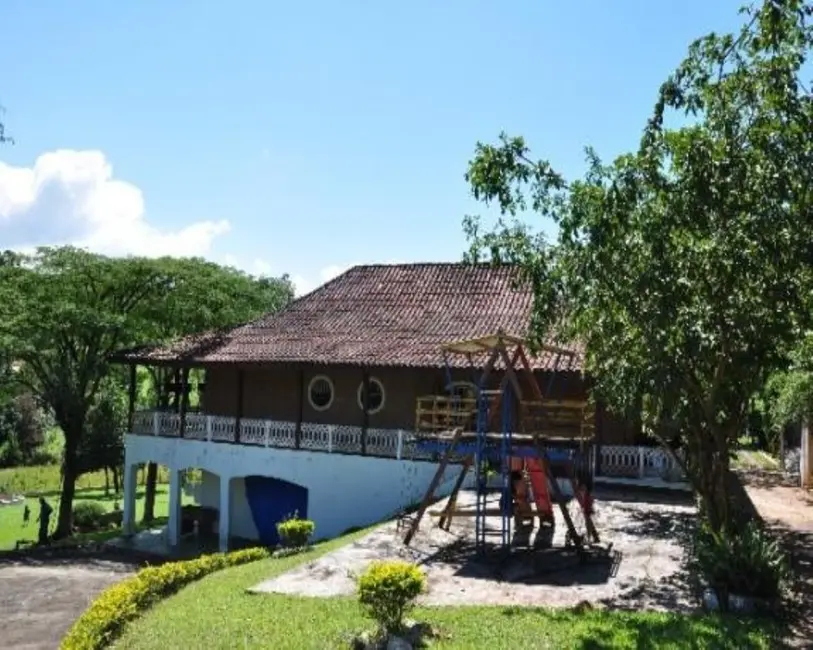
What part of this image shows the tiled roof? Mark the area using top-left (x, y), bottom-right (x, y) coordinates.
top-left (113, 263), bottom-right (583, 372)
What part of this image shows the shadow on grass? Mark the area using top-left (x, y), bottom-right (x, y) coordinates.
top-left (571, 613), bottom-right (779, 650)
top-left (496, 608), bottom-right (780, 650)
top-left (0, 517), bottom-right (171, 567)
top-left (31, 486), bottom-right (168, 501)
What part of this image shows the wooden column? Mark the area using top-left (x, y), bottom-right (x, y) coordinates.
top-left (126, 363), bottom-right (137, 432)
top-left (295, 367), bottom-right (304, 449)
top-left (234, 369), bottom-right (245, 444)
top-left (595, 401), bottom-right (604, 478)
top-left (179, 367), bottom-right (189, 438)
top-left (361, 369), bottom-right (370, 456)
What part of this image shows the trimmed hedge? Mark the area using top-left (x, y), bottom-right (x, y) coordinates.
top-left (61, 547), bottom-right (270, 650)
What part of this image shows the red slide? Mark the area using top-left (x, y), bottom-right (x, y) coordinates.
top-left (525, 457), bottom-right (554, 520)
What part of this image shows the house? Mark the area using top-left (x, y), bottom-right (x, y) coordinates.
top-left (114, 262), bottom-right (685, 552)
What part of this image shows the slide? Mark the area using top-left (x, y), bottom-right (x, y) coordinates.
top-left (525, 457), bottom-right (555, 521)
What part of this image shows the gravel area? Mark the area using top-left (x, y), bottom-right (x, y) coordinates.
top-left (251, 487), bottom-right (697, 611)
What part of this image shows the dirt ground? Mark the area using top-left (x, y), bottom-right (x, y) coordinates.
top-left (741, 472), bottom-right (813, 649)
top-left (252, 487), bottom-right (698, 611)
top-left (0, 554), bottom-right (136, 650)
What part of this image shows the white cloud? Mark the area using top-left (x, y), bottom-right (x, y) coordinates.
top-left (0, 149), bottom-right (229, 257)
top-left (291, 263), bottom-right (353, 297)
top-left (0, 148), bottom-right (409, 303)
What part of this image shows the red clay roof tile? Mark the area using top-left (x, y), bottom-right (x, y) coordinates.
top-left (114, 263), bottom-right (583, 371)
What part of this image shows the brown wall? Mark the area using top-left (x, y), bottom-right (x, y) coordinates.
top-left (200, 362), bottom-right (631, 443)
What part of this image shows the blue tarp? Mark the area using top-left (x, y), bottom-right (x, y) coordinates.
top-left (243, 475), bottom-right (309, 546)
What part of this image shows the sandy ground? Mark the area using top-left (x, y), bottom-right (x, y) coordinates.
top-left (0, 556), bottom-right (135, 650)
top-left (251, 487), bottom-right (698, 611)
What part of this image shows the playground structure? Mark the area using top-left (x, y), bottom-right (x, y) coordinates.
top-left (402, 331), bottom-right (607, 558)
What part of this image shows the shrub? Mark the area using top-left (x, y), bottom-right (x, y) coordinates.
top-left (61, 547), bottom-right (270, 650)
top-left (276, 512), bottom-right (315, 549)
top-left (692, 519), bottom-right (790, 605)
top-left (72, 501), bottom-right (108, 531)
top-left (357, 560), bottom-right (426, 634)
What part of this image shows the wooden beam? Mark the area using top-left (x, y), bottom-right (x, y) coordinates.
top-left (438, 457), bottom-right (472, 531)
top-left (179, 367), bottom-right (189, 438)
top-left (479, 346), bottom-right (501, 386)
top-left (235, 368), bottom-right (245, 444)
top-left (295, 367), bottom-right (304, 449)
top-left (429, 509), bottom-right (549, 518)
top-left (403, 427), bottom-right (463, 546)
top-left (361, 369), bottom-right (370, 455)
top-left (127, 363), bottom-right (137, 432)
top-left (496, 343), bottom-right (524, 401)
top-left (516, 345), bottom-right (545, 401)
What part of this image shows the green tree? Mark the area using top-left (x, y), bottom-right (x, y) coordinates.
top-left (0, 393), bottom-right (46, 467)
top-left (0, 247), bottom-right (171, 537)
top-left (136, 257), bottom-right (294, 521)
top-left (463, 0), bottom-right (813, 532)
top-left (78, 378), bottom-right (127, 492)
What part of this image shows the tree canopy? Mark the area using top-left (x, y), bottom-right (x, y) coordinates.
top-left (0, 246), bottom-right (293, 537)
top-left (463, 0), bottom-right (813, 531)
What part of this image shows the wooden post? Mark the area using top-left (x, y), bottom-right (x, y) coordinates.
top-left (802, 421), bottom-right (812, 489)
top-left (127, 363), bottom-right (137, 432)
top-left (595, 401), bottom-right (604, 478)
top-left (179, 367), bottom-right (189, 438)
top-left (235, 368), bottom-right (245, 444)
top-left (295, 367), bottom-right (304, 449)
top-left (361, 369), bottom-right (370, 456)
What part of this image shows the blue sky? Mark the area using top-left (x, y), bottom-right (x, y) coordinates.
top-left (0, 0), bottom-right (744, 294)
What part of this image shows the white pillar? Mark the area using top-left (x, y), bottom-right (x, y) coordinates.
top-left (802, 422), bottom-right (812, 489)
top-left (167, 469), bottom-right (182, 548)
top-left (122, 463), bottom-right (138, 537)
top-left (219, 476), bottom-right (230, 553)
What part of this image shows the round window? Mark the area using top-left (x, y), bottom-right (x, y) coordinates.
top-left (357, 377), bottom-right (385, 414)
top-left (307, 375), bottom-right (334, 411)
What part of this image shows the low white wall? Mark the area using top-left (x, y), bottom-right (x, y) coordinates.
top-left (125, 435), bottom-right (470, 543)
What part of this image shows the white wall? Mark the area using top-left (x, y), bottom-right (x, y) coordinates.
top-left (125, 435), bottom-right (470, 543)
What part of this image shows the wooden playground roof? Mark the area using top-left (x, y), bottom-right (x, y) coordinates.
top-left (441, 332), bottom-right (578, 358)
top-left (111, 263), bottom-right (584, 371)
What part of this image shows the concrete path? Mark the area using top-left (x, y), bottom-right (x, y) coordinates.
top-left (0, 556), bottom-right (134, 650)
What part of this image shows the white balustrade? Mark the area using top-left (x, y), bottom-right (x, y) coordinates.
top-left (365, 428), bottom-right (400, 458)
top-left (129, 409), bottom-right (682, 485)
top-left (210, 416), bottom-right (236, 442)
top-left (597, 444), bottom-right (685, 481)
top-left (238, 418), bottom-right (266, 446)
top-left (184, 414), bottom-right (207, 440)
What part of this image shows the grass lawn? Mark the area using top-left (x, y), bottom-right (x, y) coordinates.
top-left (0, 464), bottom-right (178, 550)
top-left (115, 532), bottom-right (778, 650)
top-left (732, 450), bottom-right (781, 472)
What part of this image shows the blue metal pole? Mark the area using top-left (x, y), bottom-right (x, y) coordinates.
top-left (501, 381), bottom-right (512, 550)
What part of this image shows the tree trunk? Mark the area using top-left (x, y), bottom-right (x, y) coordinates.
top-left (112, 465), bottom-right (121, 494)
top-left (142, 462), bottom-right (158, 523)
top-left (104, 467), bottom-right (110, 496)
top-left (54, 434), bottom-right (80, 539)
top-left (143, 368), bottom-right (172, 523)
